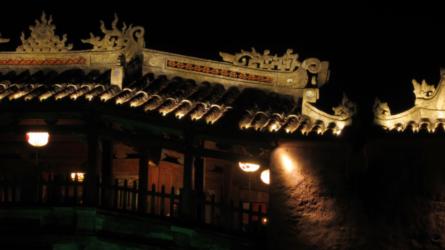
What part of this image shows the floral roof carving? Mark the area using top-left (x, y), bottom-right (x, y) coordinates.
top-left (16, 12), bottom-right (73, 53)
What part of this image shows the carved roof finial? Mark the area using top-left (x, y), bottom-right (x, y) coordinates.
top-left (16, 12), bottom-right (73, 52)
top-left (412, 79), bottom-right (436, 99)
top-left (373, 98), bottom-right (391, 118)
top-left (332, 94), bottom-right (356, 118)
top-left (82, 14), bottom-right (145, 62)
top-left (0, 34), bottom-right (9, 44)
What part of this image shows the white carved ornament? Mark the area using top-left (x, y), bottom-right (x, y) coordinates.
top-left (82, 14), bottom-right (145, 62)
top-left (16, 12), bottom-right (73, 53)
top-left (219, 48), bottom-right (322, 73)
top-left (374, 73), bottom-right (445, 133)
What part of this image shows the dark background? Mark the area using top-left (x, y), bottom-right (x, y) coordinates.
top-left (0, 1), bottom-right (443, 126)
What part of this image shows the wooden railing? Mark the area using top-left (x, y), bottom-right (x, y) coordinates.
top-left (0, 176), bottom-right (268, 234)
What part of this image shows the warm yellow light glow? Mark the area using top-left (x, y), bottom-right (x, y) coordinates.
top-left (280, 154), bottom-right (294, 173)
top-left (70, 172), bottom-right (85, 182)
top-left (26, 132), bottom-right (49, 147)
top-left (238, 162), bottom-right (260, 172)
top-left (269, 123), bottom-right (279, 132)
top-left (175, 111), bottom-right (186, 119)
top-left (333, 128), bottom-right (341, 136)
top-left (260, 169), bottom-right (270, 185)
top-left (261, 217), bottom-right (268, 225)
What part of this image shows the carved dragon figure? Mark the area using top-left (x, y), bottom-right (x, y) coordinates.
top-left (374, 98), bottom-right (391, 118)
top-left (82, 14), bottom-right (145, 62)
top-left (332, 94), bottom-right (356, 118)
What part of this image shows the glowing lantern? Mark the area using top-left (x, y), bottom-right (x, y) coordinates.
top-left (238, 162), bottom-right (260, 172)
top-left (26, 132), bottom-right (49, 147)
top-left (262, 217), bottom-right (268, 225)
top-left (70, 172), bottom-right (85, 182)
top-left (260, 169), bottom-right (270, 185)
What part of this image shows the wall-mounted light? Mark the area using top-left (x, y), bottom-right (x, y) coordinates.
top-left (261, 217), bottom-right (268, 225)
top-left (70, 172), bottom-right (85, 182)
top-left (260, 169), bottom-right (270, 185)
top-left (26, 132), bottom-right (49, 147)
top-left (238, 162), bottom-right (260, 172)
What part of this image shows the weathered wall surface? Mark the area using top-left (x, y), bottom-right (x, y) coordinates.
top-left (365, 138), bottom-right (445, 249)
top-left (269, 141), bottom-right (365, 250)
top-left (270, 138), bottom-right (445, 250)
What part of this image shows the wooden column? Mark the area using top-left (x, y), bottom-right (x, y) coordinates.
top-left (85, 132), bottom-right (100, 206)
top-left (138, 150), bottom-right (149, 213)
top-left (194, 157), bottom-right (204, 193)
top-left (100, 139), bottom-right (113, 208)
top-left (181, 136), bottom-right (194, 220)
top-left (194, 156), bottom-right (205, 222)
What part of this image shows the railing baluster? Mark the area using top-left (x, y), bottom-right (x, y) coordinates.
top-left (150, 184), bottom-right (156, 215)
top-left (132, 180), bottom-right (138, 211)
top-left (169, 186), bottom-right (175, 218)
top-left (239, 201), bottom-right (244, 230)
top-left (0, 177), bottom-right (4, 203)
top-left (11, 177), bottom-right (17, 203)
top-left (123, 180), bottom-right (128, 210)
top-left (248, 202), bottom-right (253, 232)
top-left (160, 185), bottom-right (165, 217)
top-left (210, 194), bottom-right (215, 225)
top-left (74, 175), bottom-right (79, 205)
top-left (63, 176), bottom-right (69, 205)
top-left (229, 200), bottom-right (234, 230)
top-left (119, 180), bottom-right (124, 210)
top-left (113, 179), bottom-right (119, 209)
top-left (258, 204), bottom-right (263, 232)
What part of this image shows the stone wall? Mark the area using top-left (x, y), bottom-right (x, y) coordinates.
top-left (269, 138), bottom-right (445, 249)
top-left (269, 141), bottom-right (364, 249)
top-left (365, 138), bottom-right (445, 249)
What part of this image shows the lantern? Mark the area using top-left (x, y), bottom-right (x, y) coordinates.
top-left (26, 132), bottom-right (49, 147)
top-left (70, 172), bottom-right (85, 182)
top-left (238, 162), bottom-right (260, 172)
top-left (260, 169), bottom-right (270, 185)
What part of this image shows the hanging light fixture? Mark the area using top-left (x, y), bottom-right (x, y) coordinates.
top-left (70, 172), bottom-right (85, 182)
top-left (26, 132), bottom-right (50, 147)
top-left (238, 162), bottom-right (260, 172)
top-left (260, 169), bottom-right (270, 185)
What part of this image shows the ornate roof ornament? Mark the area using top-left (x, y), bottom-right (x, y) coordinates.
top-left (332, 94), bottom-right (356, 118)
top-left (16, 12), bottom-right (73, 53)
top-left (373, 98), bottom-right (391, 118)
top-left (82, 14), bottom-right (145, 62)
top-left (412, 79), bottom-right (436, 99)
top-left (299, 89), bottom-right (355, 136)
top-left (375, 71), bottom-right (445, 133)
top-left (0, 34), bottom-right (9, 44)
top-left (219, 48), bottom-right (322, 73)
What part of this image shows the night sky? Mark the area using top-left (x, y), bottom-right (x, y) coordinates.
top-left (0, 2), bottom-right (443, 127)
